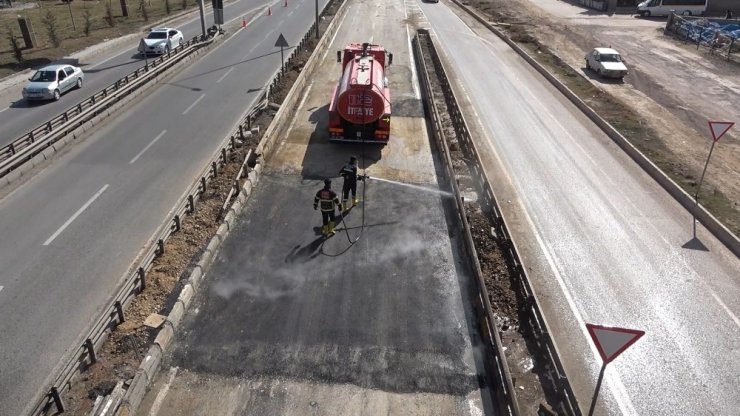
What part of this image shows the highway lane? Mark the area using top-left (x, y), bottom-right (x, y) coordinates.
top-left (0, 1), bottom-right (327, 413)
top-left (0, 0), bottom-right (272, 147)
top-left (420, 2), bottom-right (740, 415)
top-left (137, 0), bottom-right (493, 413)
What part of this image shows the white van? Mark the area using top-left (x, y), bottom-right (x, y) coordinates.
top-left (637, 0), bottom-right (707, 17)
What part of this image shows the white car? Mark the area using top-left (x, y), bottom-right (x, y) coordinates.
top-left (585, 47), bottom-right (628, 80)
top-left (22, 64), bottom-right (84, 101)
top-left (138, 27), bottom-right (184, 56)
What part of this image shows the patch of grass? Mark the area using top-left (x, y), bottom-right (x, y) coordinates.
top-left (0, 0), bottom-right (199, 78)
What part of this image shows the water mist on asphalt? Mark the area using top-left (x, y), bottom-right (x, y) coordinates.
top-left (368, 176), bottom-right (454, 198)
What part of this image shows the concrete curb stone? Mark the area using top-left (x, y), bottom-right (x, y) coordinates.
top-left (166, 301), bottom-right (185, 329)
top-left (154, 322), bottom-right (175, 351)
top-left (178, 284), bottom-right (194, 310)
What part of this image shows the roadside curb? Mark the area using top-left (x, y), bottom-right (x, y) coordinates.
top-left (116, 0), bottom-right (350, 413)
top-left (1, 36), bottom-right (221, 190)
top-left (451, 0), bottom-right (739, 256)
top-left (0, 2), bottom-right (215, 94)
top-left (115, 159), bottom-right (262, 415)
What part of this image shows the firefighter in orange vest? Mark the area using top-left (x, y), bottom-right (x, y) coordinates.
top-left (314, 179), bottom-right (341, 236)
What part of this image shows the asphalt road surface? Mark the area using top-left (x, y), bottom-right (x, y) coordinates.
top-left (138, 0), bottom-right (495, 413)
top-left (0, 0), bottom-right (271, 147)
top-left (0, 0), bottom-right (328, 413)
top-left (421, 1), bottom-right (740, 415)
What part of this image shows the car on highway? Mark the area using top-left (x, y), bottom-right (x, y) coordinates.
top-left (22, 64), bottom-right (84, 101)
top-left (585, 47), bottom-right (628, 80)
top-left (138, 27), bottom-right (184, 56)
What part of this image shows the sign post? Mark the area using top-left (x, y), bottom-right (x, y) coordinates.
top-left (275, 33), bottom-right (289, 74)
top-left (585, 323), bottom-right (645, 416)
top-left (692, 121), bottom-right (734, 237)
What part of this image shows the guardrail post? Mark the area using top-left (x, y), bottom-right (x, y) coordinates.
top-left (46, 121), bottom-right (52, 132)
top-left (50, 387), bottom-right (65, 413)
top-left (247, 116), bottom-right (251, 130)
top-left (212, 161), bottom-right (218, 177)
top-left (221, 148), bottom-right (227, 165)
top-left (8, 143), bottom-right (14, 155)
top-left (188, 195), bottom-right (195, 212)
top-left (91, 95), bottom-right (96, 105)
top-left (115, 300), bottom-right (125, 323)
top-left (29, 131), bottom-right (34, 143)
top-left (174, 214), bottom-right (181, 231)
top-left (63, 112), bottom-right (68, 123)
top-left (239, 125), bottom-right (244, 140)
top-left (85, 338), bottom-right (97, 364)
top-left (230, 136), bottom-right (236, 149)
top-left (200, 177), bottom-right (207, 194)
top-left (138, 266), bottom-right (146, 291)
top-left (157, 239), bottom-right (165, 256)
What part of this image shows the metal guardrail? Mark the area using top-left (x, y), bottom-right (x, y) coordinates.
top-left (415, 29), bottom-right (582, 415)
top-left (25, 4), bottom-right (343, 411)
top-left (0, 35), bottom-right (203, 178)
top-left (413, 29), bottom-right (520, 416)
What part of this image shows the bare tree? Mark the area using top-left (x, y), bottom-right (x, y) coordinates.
top-left (181, 0), bottom-right (187, 10)
top-left (41, 9), bottom-right (61, 48)
top-left (138, 0), bottom-right (149, 21)
top-left (165, 0), bottom-right (171, 14)
top-left (83, 8), bottom-right (92, 36)
top-left (6, 26), bottom-right (23, 63)
top-left (105, 3), bottom-right (115, 27)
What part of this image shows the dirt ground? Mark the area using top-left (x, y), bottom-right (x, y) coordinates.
top-left (467, 0), bottom-right (739, 235)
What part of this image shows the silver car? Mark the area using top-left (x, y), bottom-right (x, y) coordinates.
top-left (22, 64), bottom-right (84, 101)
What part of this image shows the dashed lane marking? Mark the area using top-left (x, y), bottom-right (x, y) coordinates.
top-left (130, 130), bottom-right (167, 164)
top-left (43, 184), bottom-right (109, 246)
top-left (182, 93), bottom-right (205, 115)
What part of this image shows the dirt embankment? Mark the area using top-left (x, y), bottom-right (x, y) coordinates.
top-left (467, 0), bottom-right (740, 235)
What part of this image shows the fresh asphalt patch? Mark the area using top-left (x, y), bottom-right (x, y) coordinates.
top-left (165, 173), bottom-right (488, 398)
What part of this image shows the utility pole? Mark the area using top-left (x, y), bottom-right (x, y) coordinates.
top-left (197, 0), bottom-right (207, 39)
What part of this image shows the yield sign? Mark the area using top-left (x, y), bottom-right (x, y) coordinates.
top-left (275, 33), bottom-right (289, 48)
top-left (586, 323), bottom-right (645, 364)
top-left (708, 121), bottom-right (734, 142)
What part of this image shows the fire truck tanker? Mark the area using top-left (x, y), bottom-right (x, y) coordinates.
top-left (328, 43), bottom-right (393, 144)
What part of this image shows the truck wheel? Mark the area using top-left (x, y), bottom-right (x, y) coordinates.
top-left (682, 10), bottom-right (692, 16)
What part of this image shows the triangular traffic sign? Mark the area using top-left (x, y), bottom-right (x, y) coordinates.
top-left (275, 33), bottom-right (289, 48)
top-left (586, 323), bottom-right (645, 364)
top-left (708, 121), bottom-right (734, 142)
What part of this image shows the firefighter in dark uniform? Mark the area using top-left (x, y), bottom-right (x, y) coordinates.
top-left (339, 156), bottom-right (363, 212)
top-left (314, 179), bottom-right (341, 236)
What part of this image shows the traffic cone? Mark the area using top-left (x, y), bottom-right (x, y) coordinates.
top-left (241, 17), bottom-right (247, 27)
top-left (267, 6), bottom-right (271, 15)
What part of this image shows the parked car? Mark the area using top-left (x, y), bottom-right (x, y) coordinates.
top-left (22, 64), bottom-right (84, 101)
top-left (585, 47), bottom-right (628, 80)
top-left (138, 27), bottom-right (184, 56)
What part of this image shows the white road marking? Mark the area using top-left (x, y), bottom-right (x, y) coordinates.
top-left (0, 286), bottom-right (3, 293)
top-left (149, 367), bottom-right (179, 415)
top-left (711, 291), bottom-right (740, 328)
top-left (216, 67), bottom-right (235, 83)
top-left (129, 130), bottom-right (167, 164)
top-left (182, 93), bottom-right (205, 115)
top-left (43, 184), bottom-right (109, 246)
top-left (0, 107), bottom-right (8, 113)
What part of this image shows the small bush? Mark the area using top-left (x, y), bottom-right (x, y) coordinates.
top-left (139, 0), bottom-right (149, 21)
top-left (41, 9), bottom-right (61, 48)
top-left (83, 9), bottom-right (93, 36)
top-left (105, 4), bottom-right (116, 27)
top-left (6, 26), bottom-right (23, 63)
